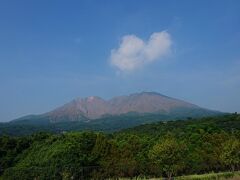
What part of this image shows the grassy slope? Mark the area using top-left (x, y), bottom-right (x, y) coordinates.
top-left (177, 171), bottom-right (240, 180)
top-left (118, 171), bottom-right (240, 180)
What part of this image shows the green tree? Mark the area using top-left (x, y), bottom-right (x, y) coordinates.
top-left (91, 133), bottom-right (111, 161)
top-left (149, 135), bottom-right (186, 179)
top-left (220, 137), bottom-right (240, 171)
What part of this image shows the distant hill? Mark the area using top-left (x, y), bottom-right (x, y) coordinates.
top-left (118, 113), bottom-right (240, 137)
top-left (0, 92), bottom-right (222, 136)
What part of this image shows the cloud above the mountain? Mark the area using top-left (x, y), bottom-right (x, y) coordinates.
top-left (110, 31), bottom-right (172, 72)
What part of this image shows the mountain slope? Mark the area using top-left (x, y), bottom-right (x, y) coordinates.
top-left (108, 92), bottom-right (198, 115)
top-left (0, 92), bottom-right (223, 136)
top-left (29, 92), bottom-right (215, 123)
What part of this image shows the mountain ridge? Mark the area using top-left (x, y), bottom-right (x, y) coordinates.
top-left (46, 91), bottom-right (201, 122)
top-left (1, 92), bottom-right (224, 135)
top-left (13, 92), bottom-right (220, 124)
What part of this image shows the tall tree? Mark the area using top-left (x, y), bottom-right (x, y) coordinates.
top-left (220, 137), bottom-right (240, 171)
top-left (149, 134), bottom-right (186, 179)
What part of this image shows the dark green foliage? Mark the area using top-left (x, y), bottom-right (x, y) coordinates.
top-left (0, 113), bottom-right (240, 179)
top-left (220, 137), bottom-right (240, 171)
top-left (149, 134), bottom-right (186, 179)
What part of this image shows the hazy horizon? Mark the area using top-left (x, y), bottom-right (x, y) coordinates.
top-left (0, 0), bottom-right (240, 121)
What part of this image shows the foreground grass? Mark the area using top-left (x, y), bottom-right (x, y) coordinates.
top-left (177, 171), bottom-right (240, 180)
top-left (117, 171), bottom-right (240, 180)
top-left (1, 171), bottom-right (240, 180)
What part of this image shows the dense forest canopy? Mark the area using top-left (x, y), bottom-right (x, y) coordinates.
top-left (0, 113), bottom-right (240, 179)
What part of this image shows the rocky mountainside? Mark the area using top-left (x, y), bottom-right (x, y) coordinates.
top-left (4, 92), bottom-right (222, 135)
top-left (42, 92), bottom-right (207, 122)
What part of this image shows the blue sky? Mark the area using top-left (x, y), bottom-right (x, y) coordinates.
top-left (0, 0), bottom-right (240, 121)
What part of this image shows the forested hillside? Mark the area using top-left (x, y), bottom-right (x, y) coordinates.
top-left (0, 111), bottom-right (222, 136)
top-left (0, 114), bottom-right (240, 179)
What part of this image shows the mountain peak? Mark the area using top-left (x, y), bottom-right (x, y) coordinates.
top-left (86, 96), bottom-right (104, 102)
top-left (132, 91), bottom-right (166, 96)
top-left (43, 92), bottom-right (205, 122)
top-left (14, 91), bottom-right (220, 124)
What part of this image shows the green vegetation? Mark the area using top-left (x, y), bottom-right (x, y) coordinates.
top-left (0, 110), bottom-right (222, 136)
top-left (149, 135), bottom-right (186, 179)
top-left (0, 114), bottom-right (240, 179)
top-left (176, 171), bottom-right (240, 180)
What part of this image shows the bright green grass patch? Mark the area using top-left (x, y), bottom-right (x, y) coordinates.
top-left (176, 171), bottom-right (240, 180)
top-left (116, 171), bottom-right (240, 180)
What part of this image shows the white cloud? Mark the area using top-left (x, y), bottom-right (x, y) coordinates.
top-left (110, 31), bottom-right (172, 72)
